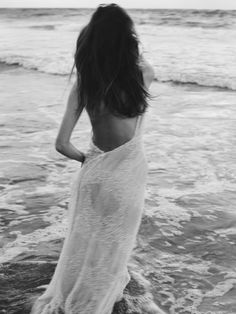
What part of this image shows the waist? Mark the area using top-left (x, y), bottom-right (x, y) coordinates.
top-left (83, 136), bottom-right (146, 166)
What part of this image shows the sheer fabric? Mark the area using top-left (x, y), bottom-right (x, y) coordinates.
top-left (30, 113), bottom-right (149, 314)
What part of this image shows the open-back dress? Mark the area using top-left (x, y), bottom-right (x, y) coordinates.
top-left (30, 112), bottom-right (149, 314)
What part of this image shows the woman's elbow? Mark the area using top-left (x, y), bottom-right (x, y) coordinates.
top-left (55, 140), bottom-right (66, 153)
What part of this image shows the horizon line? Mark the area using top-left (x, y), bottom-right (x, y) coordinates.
top-left (0, 6), bottom-right (235, 11)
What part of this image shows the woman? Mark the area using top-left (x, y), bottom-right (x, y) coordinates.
top-left (30, 3), bottom-right (156, 314)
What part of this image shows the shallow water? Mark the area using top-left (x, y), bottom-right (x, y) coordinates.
top-left (0, 7), bottom-right (236, 314)
top-left (0, 8), bottom-right (236, 90)
top-left (0, 65), bottom-right (236, 313)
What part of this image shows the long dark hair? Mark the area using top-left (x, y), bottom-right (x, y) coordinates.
top-left (69, 3), bottom-right (152, 118)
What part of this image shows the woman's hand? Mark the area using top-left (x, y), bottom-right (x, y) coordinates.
top-left (56, 141), bottom-right (86, 164)
top-left (80, 152), bottom-right (86, 167)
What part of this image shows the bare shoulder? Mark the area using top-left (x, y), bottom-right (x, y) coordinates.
top-left (139, 55), bottom-right (155, 89)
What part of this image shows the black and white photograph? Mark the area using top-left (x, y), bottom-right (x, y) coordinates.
top-left (0, 0), bottom-right (236, 313)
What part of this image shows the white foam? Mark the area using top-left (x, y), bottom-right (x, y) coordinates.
top-left (0, 13), bottom-right (236, 90)
top-left (205, 278), bottom-right (236, 297)
top-left (0, 206), bottom-right (67, 264)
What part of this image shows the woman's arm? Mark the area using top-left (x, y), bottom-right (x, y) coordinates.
top-left (139, 54), bottom-right (155, 89)
top-left (55, 79), bottom-right (85, 164)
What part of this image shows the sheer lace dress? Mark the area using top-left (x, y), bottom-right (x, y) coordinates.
top-left (30, 113), bottom-right (149, 314)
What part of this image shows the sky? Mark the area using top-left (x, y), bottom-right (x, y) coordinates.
top-left (0, 0), bottom-right (235, 10)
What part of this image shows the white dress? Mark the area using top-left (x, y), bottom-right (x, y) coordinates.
top-left (30, 113), bottom-right (149, 314)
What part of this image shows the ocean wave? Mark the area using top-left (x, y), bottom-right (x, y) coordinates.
top-left (1, 57), bottom-right (236, 91)
top-left (144, 9), bottom-right (236, 29)
top-left (147, 18), bottom-right (233, 29)
top-left (155, 76), bottom-right (236, 91)
top-left (29, 24), bottom-right (56, 30)
top-left (0, 57), bottom-right (72, 76)
top-left (0, 59), bottom-right (39, 72)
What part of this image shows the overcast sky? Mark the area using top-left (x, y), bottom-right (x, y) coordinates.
top-left (0, 0), bottom-right (235, 10)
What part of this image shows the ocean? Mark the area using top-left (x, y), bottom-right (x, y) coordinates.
top-left (0, 8), bottom-right (236, 314)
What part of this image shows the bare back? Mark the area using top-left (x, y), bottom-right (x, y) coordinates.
top-left (86, 105), bottom-right (139, 153)
top-left (86, 59), bottom-right (155, 153)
